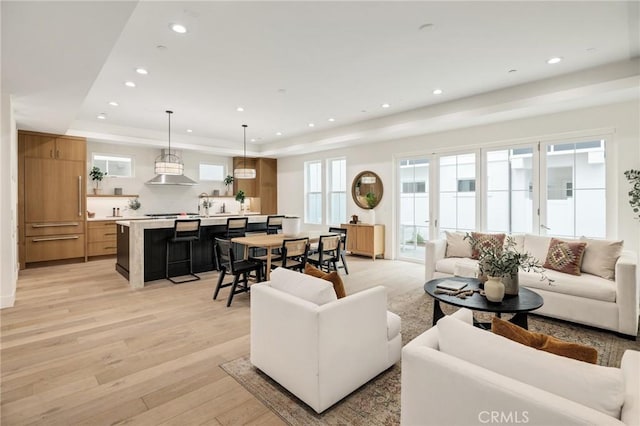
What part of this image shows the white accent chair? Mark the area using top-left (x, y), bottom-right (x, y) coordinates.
top-left (401, 308), bottom-right (640, 426)
top-left (250, 271), bottom-right (401, 413)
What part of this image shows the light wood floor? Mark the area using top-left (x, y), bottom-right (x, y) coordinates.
top-left (1, 256), bottom-right (424, 425)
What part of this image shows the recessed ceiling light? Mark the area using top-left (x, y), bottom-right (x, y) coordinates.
top-left (328, 118), bottom-right (335, 122)
top-left (108, 101), bottom-right (119, 107)
top-left (135, 67), bottom-right (148, 75)
top-left (250, 138), bottom-right (256, 142)
top-left (508, 69), bottom-right (517, 73)
top-left (586, 47), bottom-right (596, 53)
top-left (432, 89), bottom-right (443, 95)
top-left (381, 103), bottom-right (390, 108)
top-left (236, 107), bottom-right (244, 112)
top-left (308, 123), bottom-right (315, 127)
top-left (124, 81), bottom-right (136, 88)
top-left (186, 129), bottom-right (193, 133)
top-left (419, 23), bottom-right (434, 30)
top-left (546, 57), bottom-right (562, 64)
top-left (97, 113), bottom-right (107, 120)
top-left (156, 45), bottom-right (168, 51)
top-left (170, 23), bottom-right (187, 34)
top-left (276, 132), bottom-right (282, 136)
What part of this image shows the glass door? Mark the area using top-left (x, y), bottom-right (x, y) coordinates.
top-left (397, 157), bottom-right (430, 262)
top-left (438, 152), bottom-right (478, 237)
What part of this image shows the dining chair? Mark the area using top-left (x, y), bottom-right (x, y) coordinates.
top-left (213, 237), bottom-right (263, 307)
top-left (225, 217), bottom-right (249, 238)
top-left (269, 237), bottom-right (310, 272)
top-left (266, 215), bottom-right (285, 234)
top-left (307, 234), bottom-right (341, 273)
top-left (328, 226), bottom-right (349, 274)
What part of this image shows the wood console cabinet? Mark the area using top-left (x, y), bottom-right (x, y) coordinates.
top-left (340, 223), bottom-right (385, 260)
top-left (87, 220), bottom-right (118, 257)
top-left (19, 131), bottom-right (87, 267)
top-left (232, 157), bottom-right (277, 214)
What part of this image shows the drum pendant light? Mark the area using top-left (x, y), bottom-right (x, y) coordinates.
top-left (233, 124), bottom-right (256, 179)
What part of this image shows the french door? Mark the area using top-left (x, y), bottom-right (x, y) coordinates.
top-left (397, 157), bottom-right (431, 261)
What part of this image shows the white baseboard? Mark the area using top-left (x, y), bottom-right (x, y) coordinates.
top-left (1, 292), bottom-right (16, 309)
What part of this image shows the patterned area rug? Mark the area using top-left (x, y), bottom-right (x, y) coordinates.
top-left (220, 287), bottom-right (639, 425)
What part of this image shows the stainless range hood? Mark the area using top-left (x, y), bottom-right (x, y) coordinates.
top-left (146, 111), bottom-right (197, 186)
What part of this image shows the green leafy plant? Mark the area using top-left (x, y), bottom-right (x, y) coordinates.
top-left (224, 174), bottom-right (234, 187)
top-left (624, 169), bottom-right (640, 219)
top-left (127, 198), bottom-right (141, 211)
top-left (89, 166), bottom-right (106, 187)
top-left (365, 191), bottom-right (377, 209)
top-left (235, 190), bottom-right (245, 204)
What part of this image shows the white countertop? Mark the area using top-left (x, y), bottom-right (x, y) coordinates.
top-left (116, 214), bottom-right (268, 228)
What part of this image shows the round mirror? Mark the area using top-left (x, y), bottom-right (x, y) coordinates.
top-left (352, 171), bottom-right (383, 209)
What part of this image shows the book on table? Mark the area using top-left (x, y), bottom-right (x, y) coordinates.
top-left (436, 280), bottom-right (468, 291)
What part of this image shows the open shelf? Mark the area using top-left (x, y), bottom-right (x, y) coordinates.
top-left (87, 194), bottom-right (139, 198)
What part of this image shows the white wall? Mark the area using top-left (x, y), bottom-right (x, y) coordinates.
top-left (277, 100), bottom-right (640, 257)
top-left (1, 93), bottom-right (18, 308)
top-left (87, 141), bottom-right (246, 216)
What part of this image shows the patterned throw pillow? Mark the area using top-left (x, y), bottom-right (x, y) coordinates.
top-left (470, 232), bottom-right (506, 260)
top-left (543, 238), bottom-right (587, 276)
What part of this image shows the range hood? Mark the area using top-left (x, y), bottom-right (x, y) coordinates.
top-left (146, 172), bottom-right (197, 186)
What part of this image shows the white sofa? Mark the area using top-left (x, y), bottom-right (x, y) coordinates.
top-left (425, 234), bottom-right (639, 337)
top-left (250, 268), bottom-right (401, 413)
top-left (401, 308), bottom-right (640, 426)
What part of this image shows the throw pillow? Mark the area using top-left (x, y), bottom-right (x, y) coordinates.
top-left (543, 238), bottom-right (587, 276)
top-left (491, 317), bottom-right (597, 364)
top-left (304, 264), bottom-right (346, 298)
top-left (470, 232), bottom-right (506, 259)
top-left (580, 237), bottom-right (623, 280)
top-left (445, 231), bottom-right (473, 258)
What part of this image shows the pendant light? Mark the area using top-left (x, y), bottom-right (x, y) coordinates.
top-left (233, 124), bottom-right (256, 179)
top-left (147, 110), bottom-right (196, 185)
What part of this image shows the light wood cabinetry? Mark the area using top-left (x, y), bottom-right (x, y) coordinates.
top-left (18, 131), bottom-right (87, 267)
top-left (340, 223), bottom-right (385, 260)
top-left (87, 220), bottom-right (118, 257)
top-left (232, 157), bottom-right (278, 215)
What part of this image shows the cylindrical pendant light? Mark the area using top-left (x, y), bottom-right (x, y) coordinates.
top-left (234, 124), bottom-right (256, 179)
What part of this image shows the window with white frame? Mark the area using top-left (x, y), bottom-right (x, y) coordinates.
top-left (439, 153), bottom-right (477, 235)
top-left (327, 158), bottom-right (346, 225)
top-left (305, 160), bottom-right (322, 224)
top-left (199, 163), bottom-right (224, 181)
top-left (92, 153), bottom-right (133, 177)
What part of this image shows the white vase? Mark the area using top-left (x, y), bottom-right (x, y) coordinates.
top-left (484, 276), bottom-right (505, 303)
top-left (282, 217), bottom-right (301, 237)
top-left (368, 209), bottom-right (376, 224)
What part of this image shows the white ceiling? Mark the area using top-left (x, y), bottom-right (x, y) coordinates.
top-left (3, 1), bottom-right (639, 157)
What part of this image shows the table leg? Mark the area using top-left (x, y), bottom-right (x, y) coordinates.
top-left (432, 299), bottom-right (444, 326)
top-left (265, 251), bottom-right (272, 281)
top-left (510, 313), bottom-right (528, 329)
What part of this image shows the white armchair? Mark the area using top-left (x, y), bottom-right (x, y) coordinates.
top-left (251, 280), bottom-right (401, 413)
top-left (401, 309), bottom-right (639, 426)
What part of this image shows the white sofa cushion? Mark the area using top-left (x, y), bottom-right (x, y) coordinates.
top-left (387, 311), bottom-right (401, 341)
top-left (445, 231), bottom-right (472, 258)
top-left (435, 257), bottom-right (479, 276)
top-left (521, 269), bottom-right (616, 302)
top-left (580, 237), bottom-right (623, 280)
top-left (523, 234), bottom-right (552, 263)
top-left (437, 315), bottom-right (625, 418)
top-left (269, 267), bottom-right (338, 305)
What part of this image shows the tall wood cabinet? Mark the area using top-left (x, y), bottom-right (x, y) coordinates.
top-left (233, 157), bottom-right (278, 215)
top-left (341, 223), bottom-right (385, 260)
top-left (19, 131), bottom-right (87, 267)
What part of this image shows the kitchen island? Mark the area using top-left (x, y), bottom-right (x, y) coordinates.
top-left (116, 215), bottom-right (268, 288)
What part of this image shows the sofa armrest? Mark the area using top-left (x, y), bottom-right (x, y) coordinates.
top-left (621, 350), bottom-right (640, 425)
top-left (425, 239), bottom-right (447, 281)
top-left (403, 308), bottom-right (474, 352)
top-left (615, 250), bottom-right (639, 337)
top-left (401, 345), bottom-right (624, 426)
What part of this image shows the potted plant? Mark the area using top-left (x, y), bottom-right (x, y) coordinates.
top-left (235, 190), bottom-right (245, 213)
top-left (89, 166), bottom-right (106, 194)
top-left (127, 197), bottom-right (141, 214)
top-left (224, 175), bottom-right (234, 196)
top-left (365, 191), bottom-right (377, 209)
top-left (624, 169), bottom-right (640, 220)
top-left (465, 234), bottom-right (549, 302)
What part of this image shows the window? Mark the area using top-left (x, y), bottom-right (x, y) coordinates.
top-left (304, 160), bottom-right (322, 224)
top-left (92, 154), bottom-right (133, 177)
top-left (199, 163), bottom-right (224, 181)
top-left (327, 158), bottom-right (346, 225)
top-left (439, 153), bottom-right (477, 234)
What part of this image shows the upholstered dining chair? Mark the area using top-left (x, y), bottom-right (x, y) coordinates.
top-left (213, 237), bottom-right (263, 307)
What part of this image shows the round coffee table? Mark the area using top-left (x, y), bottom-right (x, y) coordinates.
top-left (424, 276), bottom-right (544, 329)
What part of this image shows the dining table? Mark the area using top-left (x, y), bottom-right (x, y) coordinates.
top-left (231, 231), bottom-right (333, 280)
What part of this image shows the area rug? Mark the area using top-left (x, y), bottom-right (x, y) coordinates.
top-left (220, 287), bottom-right (639, 426)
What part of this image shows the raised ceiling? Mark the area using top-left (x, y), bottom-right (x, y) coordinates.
top-left (3, 1), bottom-right (639, 157)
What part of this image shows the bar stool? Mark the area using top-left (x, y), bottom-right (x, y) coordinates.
top-left (166, 219), bottom-right (201, 284)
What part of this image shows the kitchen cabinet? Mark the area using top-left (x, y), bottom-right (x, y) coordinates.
top-left (19, 130), bottom-right (87, 267)
top-left (340, 223), bottom-right (385, 260)
top-left (232, 157), bottom-right (277, 215)
top-left (87, 220), bottom-right (118, 257)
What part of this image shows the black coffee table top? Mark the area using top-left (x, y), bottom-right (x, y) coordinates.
top-left (424, 276), bottom-right (544, 314)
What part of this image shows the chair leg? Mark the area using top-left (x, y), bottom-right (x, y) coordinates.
top-left (165, 241), bottom-right (170, 279)
top-left (213, 270), bottom-right (226, 300)
top-left (227, 275), bottom-right (240, 307)
top-left (340, 252), bottom-right (349, 275)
